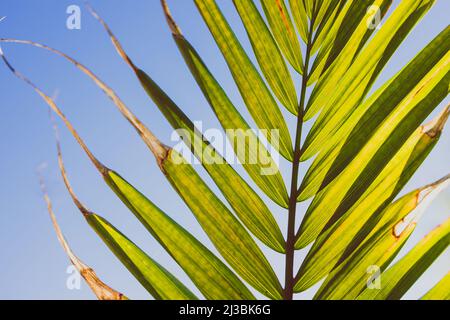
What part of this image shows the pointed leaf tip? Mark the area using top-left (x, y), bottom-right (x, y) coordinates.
top-left (421, 272), bottom-right (450, 300)
top-left (85, 3), bottom-right (135, 68)
top-left (160, 0), bottom-right (182, 35)
top-left (393, 174), bottom-right (450, 238)
top-left (422, 104), bottom-right (450, 138)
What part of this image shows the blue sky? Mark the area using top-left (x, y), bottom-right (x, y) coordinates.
top-left (0, 0), bottom-right (448, 299)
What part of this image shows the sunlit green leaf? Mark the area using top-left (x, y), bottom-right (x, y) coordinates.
top-left (160, 149), bottom-right (283, 299)
top-left (304, 0), bottom-right (433, 132)
top-left (2, 36), bottom-right (288, 251)
top-left (135, 69), bottom-right (289, 236)
top-left (88, 213), bottom-right (198, 300)
top-left (2, 0), bottom-right (448, 302)
top-left (260, 0), bottom-right (303, 73)
top-left (234, 0), bottom-right (298, 112)
top-left (105, 170), bottom-right (256, 300)
top-left (294, 109), bottom-right (449, 291)
top-left (101, 7), bottom-right (290, 232)
top-left (358, 215), bottom-right (450, 300)
top-left (307, 0), bottom-right (391, 86)
top-left (421, 273), bottom-right (450, 300)
top-left (288, 0), bottom-right (308, 42)
top-left (166, 35), bottom-right (290, 213)
top-left (194, 0), bottom-right (294, 161)
top-left (304, 0), bottom-right (314, 17)
top-left (316, 177), bottom-right (450, 299)
top-left (312, 0), bottom-right (340, 31)
top-left (309, 0), bottom-right (344, 55)
top-left (296, 64), bottom-right (449, 247)
top-left (298, 27), bottom-right (450, 201)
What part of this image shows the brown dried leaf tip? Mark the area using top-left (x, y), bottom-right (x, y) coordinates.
top-left (393, 174), bottom-right (450, 238)
top-left (160, 0), bottom-right (183, 35)
top-left (38, 170), bottom-right (127, 300)
top-left (422, 104), bottom-right (450, 138)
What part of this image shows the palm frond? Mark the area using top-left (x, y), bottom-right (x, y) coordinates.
top-left (2, 0), bottom-right (448, 301)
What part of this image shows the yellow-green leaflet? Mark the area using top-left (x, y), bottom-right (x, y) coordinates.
top-left (298, 27), bottom-right (450, 201)
top-left (304, 0), bottom-right (314, 17)
top-left (288, 0), bottom-right (308, 42)
top-left (311, 0), bottom-right (339, 31)
top-left (421, 273), bottom-right (450, 300)
top-left (162, 149), bottom-right (283, 300)
top-left (307, 0), bottom-right (390, 99)
top-left (86, 213), bottom-right (198, 300)
top-left (358, 216), bottom-right (450, 300)
top-left (260, 0), bottom-right (303, 73)
top-left (314, 186), bottom-right (449, 300)
top-left (136, 70), bottom-right (288, 245)
top-left (104, 170), bottom-right (255, 300)
top-left (307, 0), bottom-right (391, 86)
top-left (309, 0), bottom-right (344, 56)
top-left (296, 55), bottom-right (450, 248)
top-left (159, 3), bottom-right (288, 213)
top-left (234, 0), bottom-right (298, 113)
top-left (194, 0), bottom-right (294, 161)
top-left (294, 109), bottom-right (449, 292)
top-left (167, 35), bottom-right (289, 212)
top-left (303, 0), bottom-right (435, 152)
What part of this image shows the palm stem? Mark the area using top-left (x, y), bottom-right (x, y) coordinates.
top-left (283, 20), bottom-right (314, 300)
